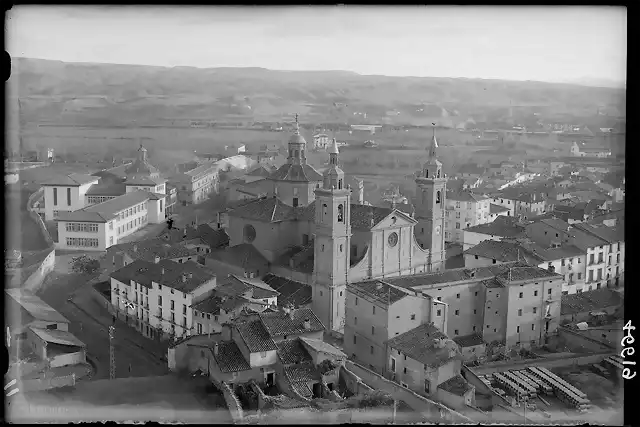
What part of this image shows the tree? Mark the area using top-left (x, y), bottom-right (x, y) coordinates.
top-left (69, 255), bottom-right (100, 275)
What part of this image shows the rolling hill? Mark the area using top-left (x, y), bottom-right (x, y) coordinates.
top-left (8, 57), bottom-right (626, 127)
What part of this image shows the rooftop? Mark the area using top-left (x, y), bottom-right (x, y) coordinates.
top-left (235, 319), bottom-right (278, 353)
top-left (276, 338), bottom-right (313, 365)
top-left (108, 237), bottom-right (200, 261)
top-left (6, 289), bottom-right (70, 324)
top-left (464, 216), bottom-right (527, 238)
top-left (284, 363), bottom-right (322, 399)
top-left (259, 307), bottom-right (325, 337)
top-left (489, 203), bottom-right (510, 214)
top-left (213, 341), bottom-right (252, 373)
top-left (386, 323), bottom-right (458, 368)
top-left (261, 274), bottom-right (313, 308)
top-left (110, 259), bottom-right (216, 293)
top-left (158, 224), bottom-right (229, 249)
top-left (437, 375), bottom-right (474, 397)
top-left (41, 173), bottom-right (99, 187)
top-left (207, 243), bottom-right (269, 270)
top-left (447, 191), bottom-right (488, 203)
top-left (561, 289), bottom-right (623, 316)
top-left (452, 333), bottom-right (485, 348)
top-left (28, 327), bottom-right (85, 348)
top-left (347, 280), bottom-right (411, 307)
top-left (85, 182), bottom-right (127, 196)
top-left (124, 176), bottom-right (166, 186)
top-left (269, 163), bottom-right (323, 183)
top-left (300, 337), bottom-right (346, 359)
top-left (56, 190), bottom-right (163, 223)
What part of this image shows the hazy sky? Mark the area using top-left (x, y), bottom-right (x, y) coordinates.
top-left (7, 6), bottom-right (627, 84)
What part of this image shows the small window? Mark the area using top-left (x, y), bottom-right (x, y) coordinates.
top-left (533, 307), bottom-right (537, 314)
top-left (353, 336), bottom-right (357, 344)
top-left (454, 329), bottom-right (459, 335)
top-left (519, 292), bottom-right (523, 298)
top-left (534, 290), bottom-right (538, 296)
top-left (410, 314), bottom-right (416, 320)
top-left (370, 346), bottom-right (374, 355)
top-left (473, 309), bottom-right (477, 314)
top-left (354, 317), bottom-right (358, 325)
top-left (355, 297), bottom-right (358, 306)
top-left (474, 291), bottom-right (478, 296)
top-left (473, 325), bottom-right (477, 332)
top-left (548, 288), bottom-right (552, 295)
top-left (532, 324), bottom-right (536, 331)
top-left (456, 293), bottom-right (460, 299)
top-left (437, 309), bottom-right (442, 316)
top-left (455, 310), bottom-right (459, 316)
top-left (372, 306), bottom-right (376, 315)
top-left (518, 309), bottom-right (523, 316)
top-left (371, 326), bottom-right (375, 335)
top-left (517, 326), bottom-right (520, 333)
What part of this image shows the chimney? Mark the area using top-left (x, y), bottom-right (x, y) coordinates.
top-left (213, 342), bottom-right (219, 356)
top-left (154, 255), bottom-right (161, 264)
top-left (161, 267), bottom-right (165, 274)
top-left (303, 319), bottom-right (311, 330)
top-left (188, 272), bottom-right (193, 279)
top-left (182, 274), bottom-right (187, 283)
top-left (133, 245), bottom-right (138, 253)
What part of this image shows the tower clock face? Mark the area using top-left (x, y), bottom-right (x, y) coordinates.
top-left (388, 232), bottom-right (399, 247)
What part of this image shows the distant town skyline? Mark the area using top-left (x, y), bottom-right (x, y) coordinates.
top-left (8, 6), bottom-right (627, 86)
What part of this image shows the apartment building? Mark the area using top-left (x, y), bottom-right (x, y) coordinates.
top-left (41, 173), bottom-right (100, 220)
top-left (55, 190), bottom-right (166, 251)
top-left (463, 239), bottom-right (587, 294)
top-left (374, 263), bottom-right (564, 351)
top-left (110, 258), bottom-right (217, 340)
top-left (170, 162), bottom-right (219, 206)
top-left (444, 191), bottom-right (491, 244)
top-left (490, 190), bottom-right (547, 220)
top-left (343, 280), bottom-right (438, 375)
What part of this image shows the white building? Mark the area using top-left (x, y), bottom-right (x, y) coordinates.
top-left (313, 134), bottom-right (330, 150)
top-left (41, 173), bottom-right (100, 220)
top-left (110, 258), bottom-right (217, 340)
top-left (55, 190), bottom-right (167, 251)
top-left (444, 192), bottom-right (492, 244)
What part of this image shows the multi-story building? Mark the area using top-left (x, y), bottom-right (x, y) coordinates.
top-left (41, 173), bottom-right (100, 220)
top-left (490, 191), bottom-right (547, 220)
top-left (313, 134), bottom-right (330, 150)
top-left (444, 191), bottom-right (491, 244)
top-left (110, 258), bottom-right (218, 340)
top-left (170, 162), bottom-right (219, 206)
top-left (570, 142), bottom-right (611, 158)
top-left (463, 239), bottom-right (587, 294)
top-left (343, 280), bottom-right (438, 374)
top-left (56, 190), bottom-right (166, 251)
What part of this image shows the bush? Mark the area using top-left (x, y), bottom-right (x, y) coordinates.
top-left (69, 255), bottom-right (101, 275)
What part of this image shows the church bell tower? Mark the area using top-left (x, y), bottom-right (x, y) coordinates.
top-left (414, 125), bottom-right (447, 272)
top-left (313, 138), bottom-right (351, 332)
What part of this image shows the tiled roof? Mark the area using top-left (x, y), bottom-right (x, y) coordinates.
top-left (55, 211), bottom-right (111, 223)
top-left (300, 337), bottom-right (346, 358)
top-left (183, 162), bottom-right (219, 178)
top-left (213, 341), bottom-right (252, 373)
top-left (109, 237), bottom-right (200, 261)
top-left (41, 173), bottom-right (99, 186)
top-left (6, 289), bottom-right (70, 324)
top-left (573, 223), bottom-right (624, 244)
top-left (386, 323), bottom-right (458, 368)
top-left (275, 245), bottom-right (314, 273)
top-left (464, 216), bottom-right (526, 238)
top-left (350, 204), bottom-right (393, 229)
top-left (347, 280), bottom-right (410, 307)
top-left (494, 264), bottom-right (562, 282)
top-left (158, 224), bottom-right (229, 249)
top-left (284, 363), bottom-right (322, 399)
top-left (489, 203), bottom-right (510, 214)
top-left (85, 182), bottom-right (127, 196)
top-left (261, 274), bottom-right (313, 308)
top-left (207, 244), bottom-right (269, 270)
top-left (453, 333), bottom-right (485, 348)
top-left (124, 176), bottom-right (166, 186)
top-left (124, 157), bottom-right (159, 177)
top-left (247, 164), bottom-right (274, 177)
top-left (226, 197), bottom-right (298, 223)
top-left (28, 327), bottom-right (85, 347)
top-left (192, 295), bottom-right (224, 315)
top-left (269, 163), bottom-right (323, 182)
top-left (224, 275), bottom-right (280, 299)
top-left (481, 278), bottom-right (504, 289)
top-left (568, 227), bottom-right (609, 251)
top-left (464, 240), bottom-right (543, 264)
top-left (56, 190), bottom-right (161, 223)
top-left (235, 319), bottom-right (278, 353)
top-left (276, 338), bottom-right (313, 365)
top-left (437, 375), bottom-right (473, 397)
top-left (259, 307), bottom-right (325, 337)
top-left (561, 289), bottom-right (623, 316)
top-left (447, 191), bottom-right (488, 203)
top-left (110, 259), bottom-right (216, 293)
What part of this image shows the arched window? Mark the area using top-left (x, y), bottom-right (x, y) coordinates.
top-left (436, 191), bottom-right (441, 204)
top-left (289, 149), bottom-right (293, 157)
top-left (338, 179), bottom-right (343, 190)
top-left (294, 150), bottom-right (299, 158)
top-left (437, 170), bottom-right (441, 178)
top-left (337, 204), bottom-right (344, 222)
top-left (425, 170), bottom-right (429, 178)
top-left (322, 203), bottom-right (328, 219)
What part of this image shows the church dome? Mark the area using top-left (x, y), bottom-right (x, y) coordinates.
top-left (289, 132), bottom-right (307, 145)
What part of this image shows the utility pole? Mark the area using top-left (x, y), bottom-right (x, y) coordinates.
top-left (109, 325), bottom-right (116, 379)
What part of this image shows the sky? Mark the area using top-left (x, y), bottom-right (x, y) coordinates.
top-left (7, 6), bottom-right (627, 85)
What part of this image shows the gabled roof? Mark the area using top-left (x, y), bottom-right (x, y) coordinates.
top-left (6, 289), bottom-right (70, 324)
top-left (464, 216), bottom-right (527, 238)
top-left (276, 338), bottom-right (313, 365)
top-left (227, 197), bottom-right (299, 223)
top-left (347, 280), bottom-right (411, 307)
top-left (261, 274), bottom-right (313, 308)
top-left (28, 327), bottom-right (85, 347)
top-left (268, 163), bottom-right (323, 182)
top-left (573, 223), bottom-right (624, 244)
top-left (284, 363), bottom-right (322, 399)
top-left (437, 375), bottom-right (474, 397)
top-left (350, 204), bottom-right (394, 230)
top-left (214, 341), bottom-right (252, 373)
top-left (300, 337), bottom-right (346, 358)
top-left (110, 259), bottom-right (216, 293)
top-left (259, 307), bottom-right (325, 337)
top-left (56, 190), bottom-right (161, 223)
top-left (124, 176), bottom-right (166, 186)
top-left (85, 182), bottom-right (127, 196)
top-left (452, 333), bottom-right (485, 348)
top-left (235, 319), bottom-right (278, 353)
top-left (247, 164), bottom-right (275, 177)
top-left (108, 237), bottom-right (200, 262)
top-left (489, 203), bottom-right (510, 214)
top-left (464, 240), bottom-right (543, 263)
top-left (158, 224), bottom-right (229, 249)
top-left (386, 323), bottom-right (458, 368)
top-left (207, 244), bottom-right (269, 270)
top-left (41, 173), bottom-right (99, 187)
top-left (561, 289), bottom-right (623, 316)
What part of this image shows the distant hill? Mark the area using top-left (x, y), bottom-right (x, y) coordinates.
top-left (8, 57), bottom-right (626, 127)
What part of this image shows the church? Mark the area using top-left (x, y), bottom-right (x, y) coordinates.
top-left (209, 116), bottom-right (447, 333)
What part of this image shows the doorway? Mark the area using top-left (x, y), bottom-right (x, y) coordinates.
top-left (312, 382), bottom-right (322, 398)
top-left (266, 372), bottom-right (274, 387)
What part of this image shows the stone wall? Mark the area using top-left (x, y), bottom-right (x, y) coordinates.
top-left (22, 249), bottom-right (56, 293)
top-left (343, 361), bottom-right (476, 424)
top-left (557, 326), bottom-right (617, 353)
top-left (220, 381), bottom-right (244, 423)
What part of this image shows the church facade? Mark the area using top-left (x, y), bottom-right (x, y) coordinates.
top-left (215, 116), bottom-right (447, 332)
